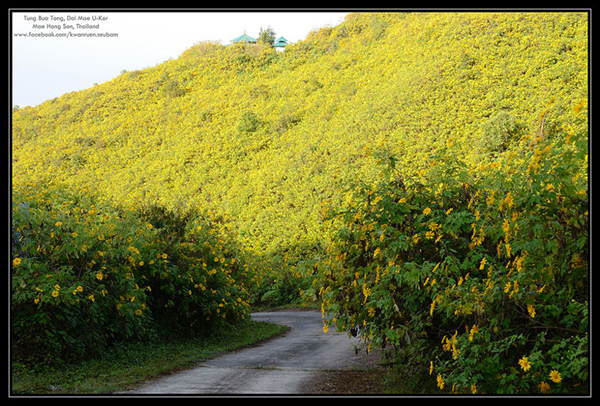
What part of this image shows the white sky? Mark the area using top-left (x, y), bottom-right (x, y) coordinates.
top-left (11, 10), bottom-right (349, 107)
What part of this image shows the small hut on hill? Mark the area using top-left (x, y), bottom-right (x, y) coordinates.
top-left (273, 36), bottom-right (289, 52)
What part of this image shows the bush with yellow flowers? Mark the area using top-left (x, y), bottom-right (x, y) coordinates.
top-left (315, 117), bottom-right (588, 394)
top-left (11, 183), bottom-right (250, 364)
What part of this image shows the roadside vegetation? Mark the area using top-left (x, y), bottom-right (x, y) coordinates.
top-left (12, 12), bottom-right (588, 394)
top-left (12, 320), bottom-right (287, 394)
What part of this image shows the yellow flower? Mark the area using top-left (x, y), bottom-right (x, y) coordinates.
top-left (538, 381), bottom-right (551, 393)
top-left (52, 290), bottom-right (59, 298)
top-left (54, 284), bottom-right (60, 291)
top-left (362, 284), bottom-right (371, 303)
top-left (135, 309), bottom-right (142, 316)
top-left (423, 207), bottom-right (432, 215)
top-left (469, 325), bottom-right (479, 341)
top-left (77, 285), bottom-right (83, 292)
top-left (471, 383), bottom-right (477, 394)
top-left (88, 294), bottom-right (95, 302)
top-left (323, 320), bottom-right (329, 333)
top-left (437, 374), bottom-right (445, 390)
top-left (518, 356), bottom-right (532, 372)
top-left (12, 258), bottom-right (22, 266)
top-left (96, 271), bottom-right (103, 280)
top-left (504, 192), bottom-right (514, 209)
top-left (549, 370), bottom-right (562, 384)
top-left (479, 257), bottom-right (487, 270)
top-left (429, 361), bottom-right (434, 375)
top-left (509, 280), bottom-right (519, 298)
top-left (527, 304), bottom-right (536, 318)
top-left (452, 343), bottom-right (460, 359)
top-left (502, 218), bottom-right (510, 236)
top-left (55, 222), bottom-right (62, 226)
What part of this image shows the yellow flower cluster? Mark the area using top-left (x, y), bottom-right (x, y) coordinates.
top-left (442, 330), bottom-right (461, 360)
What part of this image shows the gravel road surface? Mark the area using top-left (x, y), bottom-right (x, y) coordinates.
top-left (124, 309), bottom-right (382, 395)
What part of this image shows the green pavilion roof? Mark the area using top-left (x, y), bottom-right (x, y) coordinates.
top-left (232, 33), bottom-right (257, 43)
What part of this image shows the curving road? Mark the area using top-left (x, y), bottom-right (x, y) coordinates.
top-left (125, 309), bottom-right (381, 395)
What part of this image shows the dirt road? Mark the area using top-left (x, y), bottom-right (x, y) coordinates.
top-left (125, 309), bottom-right (383, 395)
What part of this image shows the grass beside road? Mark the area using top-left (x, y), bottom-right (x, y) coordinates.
top-left (11, 320), bottom-right (289, 395)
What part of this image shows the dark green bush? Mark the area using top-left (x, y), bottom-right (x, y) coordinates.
top-left (11, 183), bottom-right (250, 364)
top-left (315, 126), bottom-right (588, 394)
top-left (237, 111), bottom-right (261, 134)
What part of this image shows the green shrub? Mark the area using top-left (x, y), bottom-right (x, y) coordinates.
top-left (478, 111), bottom-right (526, 155)
top-left (315, 124), bottom-right (588, 394)
top-left (11, 183), bottom-right (250, 364)
top-left (164, 78), bottom-right (185, 98)
top-left (237, 111), bottom-right (261, 134)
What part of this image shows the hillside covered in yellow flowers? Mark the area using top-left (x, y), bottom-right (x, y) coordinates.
top-left (12, 12), bottom-right (588, 255)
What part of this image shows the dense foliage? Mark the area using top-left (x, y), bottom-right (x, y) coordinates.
top-left (314, 124), bottom-right (588, 394)
top-left (12, 12), bottom-right (588, 393)
top-left (12, 183), bottom-right (250, 363)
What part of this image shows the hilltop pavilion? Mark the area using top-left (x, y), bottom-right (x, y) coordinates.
top-left (231, 32), bottom-right (257, 44)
